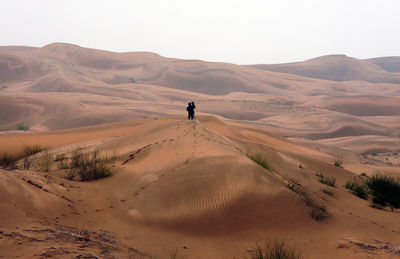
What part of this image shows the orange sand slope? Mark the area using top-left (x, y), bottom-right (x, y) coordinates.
top-left (1, 116), bottom-right (399, 258)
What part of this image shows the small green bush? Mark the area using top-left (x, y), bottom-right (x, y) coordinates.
top-left (249, 153), bottom-right (271, 171)
top-left (248, 239), bottom-right (301, 259)
top-left (16, 123), bottom-right (29, 131)
top-left (344, 180), bottom-right (368, 199)
top-left (365, 174), bottom-right (400, 210)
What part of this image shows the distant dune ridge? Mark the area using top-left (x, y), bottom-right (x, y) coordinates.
top-left (1, 42), bottom-right (400, 148)
top-left (248, 54), bottom-right (400, 83)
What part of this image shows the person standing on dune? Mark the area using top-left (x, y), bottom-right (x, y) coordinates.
top-left (187, 101), bottom-right (195, 120)
top-left (191, 101), bottom-right (196, 118)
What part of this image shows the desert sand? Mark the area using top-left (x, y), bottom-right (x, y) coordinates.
top-left (1, 43), bottom-right (400, 258)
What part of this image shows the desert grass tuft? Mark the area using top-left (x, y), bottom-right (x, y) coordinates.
top-left (0, 153), bottom-right (19, 169)
top-left (344, 179), bottom-right (368, 200)
top-left (249, 153), bottom-right (271, 171)
top-left (37, 151), bottom-right (53, 172)
top-left (365, 173), bottom-right (400, 210)
top-left (1, 145), bottom-right (45, 170)
top-left (286, 176), bottom-right (330, 221)
top-left (65, 148), bottom-right (114, 181)
top-left (55, 154), bottom-right (69, 169)
top-left (310, 206), bottom-right (330, 221)
top-left (334, 155), bottom-right (343, 168)
top-left (316, 173), bottom-right (336, 187)
top-left (248, 239), bottom-right (301, 259)
top-left (320, 187), bottom-right (335, 196)
top-left (23, 145), bottom-right (43, 157)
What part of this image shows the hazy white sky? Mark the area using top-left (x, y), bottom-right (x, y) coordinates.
top-left (1, 0), bottom-right (399, 64)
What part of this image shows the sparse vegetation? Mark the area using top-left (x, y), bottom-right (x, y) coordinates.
top-left (65, 147), bottom-right (114, 181)
top-left (320, 176), bottom-right (337, 187)
top-left (23, 145), bottom-right (45, 170)
top-left (23, 156), bottom-right (31, 169)
top-left (79, 229), bottom-right (91, 241)
top-left (334, 155), bottom-right (343, 168)
top-left (365, 174), bottom-right (400, 210)
top-left (344, 173), bottom-right (400, 210)
top-left (0, 145), bottom-right (45, 170)
top-left (16, 123), bottom-right (29, 131)
top-left (55, 153), bottom-right (66, 162)
top-left (320, 187), bottom-right (335, 196)
top-left (169, 250), bottom-right (186, 259)
top-left (316, 173), bottom-right (336, 187)
top-left (344, 179), bottom-right (368, 200)
top-left (0, 153), bottom-right (19, 169)
top-left (249, 153), bottom-right (271, 171)
top-left (37, 151), bottom-right (53, 172)
top-left (101, 245), bottom-right (114, 254)
top-left (55, 153), bottom-right (69, 169)
top-left (286, 177), bottom-right (300, 192)
top-left (310, 206), bottom-right (330, 221)
top-left (248, 239), bottom-right (301, 259)
top-left (285, 176), bottom-right (330, 221)
top-left (23, 145), bottom-right (43, 157)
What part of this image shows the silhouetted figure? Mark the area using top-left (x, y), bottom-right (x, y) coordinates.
top-left (187, 101), bottom-right (195, 120)
top-left (191, 101), bottom-right (196, 118)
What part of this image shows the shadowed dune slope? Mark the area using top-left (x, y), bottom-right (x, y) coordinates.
top-left (368, 56), bottom-right (400, 73)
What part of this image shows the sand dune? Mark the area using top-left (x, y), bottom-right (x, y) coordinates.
top-left (368, 56), bottom-right (400, 73)
top-left (1, 43), bottom-right (400, 258)
top-left (249, 54), bottom-right (400, 84)
top-left (1, 116), bottom-right (400, 258)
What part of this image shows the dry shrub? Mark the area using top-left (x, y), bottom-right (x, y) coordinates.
top-left (249, 153), bottom-right (271, 171)
top-left (366, 173), bottom-right (400, 210)
top-left (65, 148), bottom-right (114, 181)
top-left (248, 239), bottom-right (301, 259)
top-left (37, 151), bottom-right (53, 172)
top-left (0, 153), bottom-right (19, 169)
